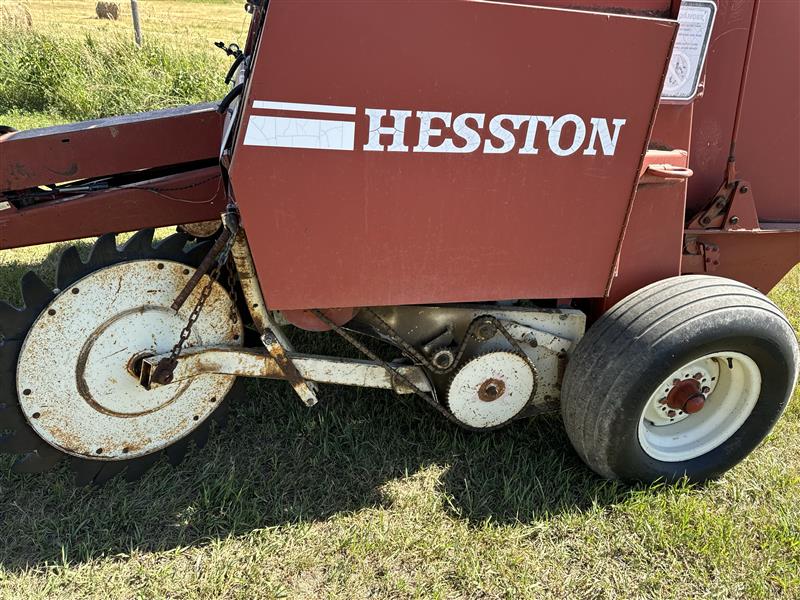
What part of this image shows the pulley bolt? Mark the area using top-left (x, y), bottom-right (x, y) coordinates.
top-left (478, 378), bottom-right (505, 402)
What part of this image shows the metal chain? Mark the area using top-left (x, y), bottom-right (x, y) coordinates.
top-left (166, 261), bottom-right (223, 365)
top-left (313, 309), bottom-right (539, 430)
top-left (310, 309), bottom-right (473, 428)
top-left (225, 254), bottom-right (240, 325)
top-left (362, 307), bottom-right (480, 374)
top-left (362, 308), bottom-right (535, 377)
top-left (152, 232), bottom-right (236, 385)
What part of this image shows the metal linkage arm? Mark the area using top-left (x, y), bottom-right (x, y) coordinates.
top-left (138, 346), bottom-right (432, 395)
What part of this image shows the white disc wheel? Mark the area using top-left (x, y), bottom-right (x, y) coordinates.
top-left (16, 259), bottom-right (243, 460)
top-left (447, 351), bottom-right (535, 429)
top-left (638, 352), bottom-right (762, 462)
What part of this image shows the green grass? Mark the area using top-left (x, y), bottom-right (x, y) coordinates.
top-left (0, 0), bottom-right (242, 129)
top-left (1, 1), bottom-right (799, 597)
top-left (0, 29), bottom-right (228, 126)
top-left (0, 242), bottom-right (798, 599)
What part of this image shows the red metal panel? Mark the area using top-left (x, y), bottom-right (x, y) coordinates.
top-left (524, 0), bottom-right (672, 16)
top-left (734, 0), bottom-right (800, 221)
top-left (0, 167), bottom-right (225, 250)
top-left (230, 0), bottom-right (677, 310)
top-left (0, 103), bottom-right (223, 192)
top-left (687, 0), bottom-right (755, 212)
top-left (604, 104), bottom-right (693, 306)
top-left (683, 230), bottom-right (800, 294)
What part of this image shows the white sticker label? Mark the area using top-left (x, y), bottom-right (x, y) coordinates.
top-left (245, 101), bottom-right (629, 157)
top-left (244, 115), bottom-right (356, 151)
top-left (662, 0), bottom-right (717, 101)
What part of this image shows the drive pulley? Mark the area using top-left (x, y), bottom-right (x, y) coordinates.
top-left (446, 351), bottom-right (535, 429)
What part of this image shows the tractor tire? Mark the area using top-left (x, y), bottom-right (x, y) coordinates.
top-left (561, 275), bottom-right (798, 483)
top-left (0, 229), bottom-right (243, 485)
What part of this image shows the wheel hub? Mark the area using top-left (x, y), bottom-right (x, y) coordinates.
top-left (665, 378), bottom-right (706, 414)
top-left (16, 260), bottom-right (242, 460)
top-left (638, 352), bottom-right (761, 462)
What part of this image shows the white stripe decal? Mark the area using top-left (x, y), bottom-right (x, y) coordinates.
top-left (252, 100), bottom-right (356, 115)
top-left (243, 115), bottom-right (355, 151)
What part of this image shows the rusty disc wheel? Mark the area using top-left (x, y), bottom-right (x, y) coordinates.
top-left (0, 229), bottom-right (242, 485)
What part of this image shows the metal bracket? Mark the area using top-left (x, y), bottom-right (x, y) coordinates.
top-left (637, 149), bottom-right (693, 185)
top-left (686, 180), bottom-right (758, 230)
top-left (497, 320), bottom-right (575, 354)
top-left (683, 238), bottom-right (720, 273)
top-left (261, 329), bottom-right (319, 406)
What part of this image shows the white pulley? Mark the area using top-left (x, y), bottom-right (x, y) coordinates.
top-left (16, 259), bottom-right (243, 460)
top-left (447, 351), bottom-right (535, 428)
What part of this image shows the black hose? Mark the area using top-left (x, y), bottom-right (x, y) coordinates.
top-left (224, 54), bottom-right (246, 84)
top-left (217, 83), bottom-right (244, 115)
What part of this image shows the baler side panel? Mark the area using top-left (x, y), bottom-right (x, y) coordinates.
top-left (230, 0), bottom-right (678, 310)
top-left (734, 0), bottom-right (800, 222)
top-left (606, 103), bottom-right (694, 306)
top-left (686, 0), bottom-right (754, 214)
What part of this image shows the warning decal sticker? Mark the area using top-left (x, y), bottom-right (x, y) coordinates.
top-left (662, 0), bottom-right (717, 101)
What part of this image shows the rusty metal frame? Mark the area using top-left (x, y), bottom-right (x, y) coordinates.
top-left (229, 228), bottom-right (320, 406)
top-left (138, 345), bottom-right (432, 394)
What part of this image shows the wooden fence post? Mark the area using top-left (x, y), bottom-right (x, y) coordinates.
top-left (130, 0), bottom-right (142, 46)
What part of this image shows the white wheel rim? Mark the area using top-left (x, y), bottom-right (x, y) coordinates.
top-left (16, 260), bottom-right (242, 460)
top-left (638, 352), bottom-right (761, 462)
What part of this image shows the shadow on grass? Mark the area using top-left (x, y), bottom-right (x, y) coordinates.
top-left (0, 245), bottom-right (632, 570)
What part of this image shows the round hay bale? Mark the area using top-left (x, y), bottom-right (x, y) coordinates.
top-left (96, 1), bottom-right (120, 20)
top-left (0, 3), bottom-right (33, 29)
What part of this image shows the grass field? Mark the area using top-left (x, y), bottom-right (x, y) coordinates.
top-left (1, 0), bottom-right (242, 129)
top-left (1, 2), bottom-right (799, 598)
